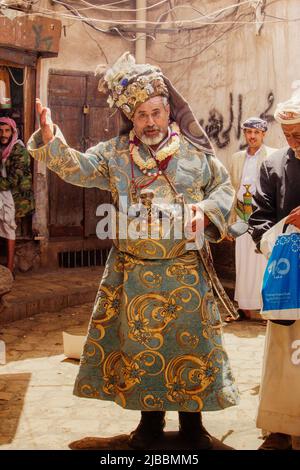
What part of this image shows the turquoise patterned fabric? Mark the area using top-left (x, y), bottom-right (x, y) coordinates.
top-left (27, 127), bottom-right (239, 411)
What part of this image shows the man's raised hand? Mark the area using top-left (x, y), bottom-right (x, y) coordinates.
top-left (36, 99), bottom-right (54, 144)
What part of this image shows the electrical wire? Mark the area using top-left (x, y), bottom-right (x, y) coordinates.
top-left (147, 21), bottom-right (243, 64)
top-left (18, 0), bottom-right (260, 26)
top-left (82, 22), bottom-right (108, 63)
top-left (3, 1), bottom-right (298, 34)
top-left (156, 10), bottom-right (252, 50)
top-left (24, 6), bottom-right (278, 26)
top-left (52, 0), bottom-right (169, 13)
top-left (170, 21), bottom-right (245, 84)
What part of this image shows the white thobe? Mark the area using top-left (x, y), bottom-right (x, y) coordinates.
top-left (234, 150), bottom-right (267, 310)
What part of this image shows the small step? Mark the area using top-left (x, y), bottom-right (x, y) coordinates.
top-left (0, 267), bottom-right (103, 325)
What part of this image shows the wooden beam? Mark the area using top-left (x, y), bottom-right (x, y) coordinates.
top-left (0, 15), bottom-right (61, 57)
top-left (23, 66), bottom-right (36, 143)
top-left (0, 47), bottom-right (37, 66)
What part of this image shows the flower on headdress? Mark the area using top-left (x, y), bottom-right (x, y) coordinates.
top-left (134, 88), bottom-right (149, 103)
top-left (145, 84), bottom-right (154, 95)
top-left (121, 77), bottom-right (129, 87)
top-left (128, 96), bottom-right (137, 105)
top-left (122, 104), bottom-right (131, 115)
top-left (127, 83), bottom-right (138, 95)
top-left (137, 76), bottom-right (147, 85)
top-left (115, 84), bottom-right (123, 95)
top-left (116, 94), bottom-right (128, 106)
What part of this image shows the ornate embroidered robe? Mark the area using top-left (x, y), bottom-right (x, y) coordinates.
top-left (28, 127), bottom-right (239, 412)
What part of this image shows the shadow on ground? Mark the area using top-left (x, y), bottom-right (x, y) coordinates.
top-left (0, 372), bottom-right (31, 445)
top-left (69, 432), bottom-right (234, 451)
top-left (222, 319), bottom-right (266, 339)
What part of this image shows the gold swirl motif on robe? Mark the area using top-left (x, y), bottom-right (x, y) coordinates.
top-left (141, 394), bottom-right (164, 410)
top-left (166, 239), bottom-right (188, 259)
top-left (102, 350), bottom-right (165, 407)
top-left (110, 164), bottom-right (131, 191)
top-left (139, 269), bottom-right (163, 289)
top-left (165, 354), bottom-right (220, 411)
top-left (49, 144), bottom-right (100, 185)
top-left (48, 145), bottom-right (80, 176)
top-left (166, 252), bottom-right (199, 286)
top-left (76, 381), bottom-right (101, 399)
top-left (92, 285), bottom-right (125, 335)
top-left (80, 335), bottom-right (105, 368)
top-left (113, 252), bottom-right (148, 282)
top-left (186, 179), bottom-right (205, 201)
top-left (115, 151), bottom-right (130, 168)
top-left (200, 289), bottom-right (222, 343)
top-left (176, 330), bottom-right (200, 349)
top-left (127, 286), bottom-right (201, 348)
top-left (125, 239), bottom-right (167, 259)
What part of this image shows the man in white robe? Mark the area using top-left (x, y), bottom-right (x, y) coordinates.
top-left (227, 117), bottom-right (277, 321)
top-left (249, 83), bottom-right (300, 450)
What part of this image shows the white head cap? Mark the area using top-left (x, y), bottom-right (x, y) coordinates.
top-left (274, 81), bottom-right (300, 124)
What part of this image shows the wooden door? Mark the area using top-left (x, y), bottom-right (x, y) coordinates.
top-left (48, 70), bottom-right (118, 239)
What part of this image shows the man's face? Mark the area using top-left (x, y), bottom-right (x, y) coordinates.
top-left (0, 124), bottom-right (13, 146)
top-left (281, 123), bottom-right (300, 158)
top-left (243, 128), bottom-right (265, 151)
top-left (132, 96), bottom-right (170, 146)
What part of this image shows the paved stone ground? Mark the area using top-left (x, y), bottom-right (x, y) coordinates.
top-left (0, 302), bottom-right (267, 450)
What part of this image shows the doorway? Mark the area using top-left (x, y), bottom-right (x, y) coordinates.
top-left (47, 70), bottom-right (118, 255)
top-left (0, 62), bottom-right (35, 241)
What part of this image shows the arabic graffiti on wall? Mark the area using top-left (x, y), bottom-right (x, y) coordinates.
top-left (199, 91), bottom-right (275, 149)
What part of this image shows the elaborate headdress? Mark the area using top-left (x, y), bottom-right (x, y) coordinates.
top-left (97, 52), bottom-right (214, 155)
top-left (98, 52), bottom-right (168, 120)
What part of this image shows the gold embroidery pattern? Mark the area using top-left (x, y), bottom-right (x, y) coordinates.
top-left (127, 286), bottom-right (201, 348)
top-left (165, 354), bottom-right (220, 411)
top-left (102, 350), bottom-right (165, 405)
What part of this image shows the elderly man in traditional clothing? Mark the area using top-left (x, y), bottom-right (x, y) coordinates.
top-left (226, 117), bottom-right (277, 322)
top-left (0, 117), bottom-right (34, 273)
top-left (249, 82), bottom-right (300, 450)
top-left (28, 53), bottom-right (239, 449)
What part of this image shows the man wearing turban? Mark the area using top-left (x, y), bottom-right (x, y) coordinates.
top-left (28, 52), bottom-right (239, 449)
top-left (0, 117), bottom-right (34, 273)
top-left (249, 82), bottom-right (300, 450)
top-left (226, 117), bottom-right (277, 322)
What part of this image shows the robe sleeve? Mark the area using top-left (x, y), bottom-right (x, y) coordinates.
top-left (27, 126), bottom-right (110, 191)
top-left (248, 160), bottom-right (277, 249)
top-left (197, 154), bottom-right (235, 242)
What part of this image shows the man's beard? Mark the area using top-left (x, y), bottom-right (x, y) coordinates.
top-left (140, 126), bottom-right (165, 146)
top-left (141, 130), bottom-right (165, 146)
top-left (0, 136), bottom-right (11, 146)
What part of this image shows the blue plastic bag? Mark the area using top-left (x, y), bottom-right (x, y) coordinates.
top-left (261, 232), bottom-right (300, 320)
